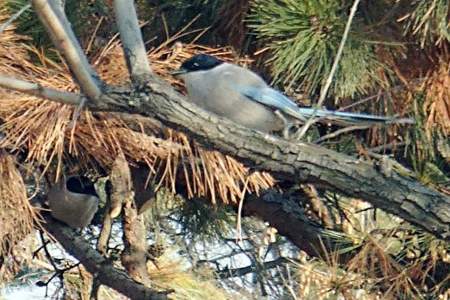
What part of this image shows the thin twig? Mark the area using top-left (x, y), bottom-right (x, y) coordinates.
top-left (38, 231), bottom-right (82, 297)
top-left (315, 124), bottom-right (370, 144)
top-left (337, 90), bottom-right (383, 112)
top-left (0, 74), bottom-right (84, 105)
top-left (296, 0), bottom-right (362, 139)
top-left (90, 277), bottom-right (101, 300)
top-left (236, 178), bottom-right (250, 243)
top-left (68, 97), bottom-right (87, 130)
top-left (217, 257), bottom-right (288, 279)
top-left (337, 77), bottom-right (425, 112)
top-left (39, 231), bottom-right (59, 272)
top-left (0, 3), bottom-right (31, 35)
top-left (367, 142), bottom-right (406, 153)
top-left (86, 16), bottom-right (105, 55)
top-left (32, 240), bottom-right (49, 259)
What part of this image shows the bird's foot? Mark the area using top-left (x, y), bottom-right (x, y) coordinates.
top-left (274, 110), bottom-right (296, 139)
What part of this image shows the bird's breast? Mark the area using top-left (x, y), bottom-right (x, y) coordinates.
top-left (182, 72), bottom-right (284, 133)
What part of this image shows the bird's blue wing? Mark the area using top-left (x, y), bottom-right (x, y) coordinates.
top-left (236, 85), bottom-right (308, 121)
top-left (234, 85), bottom-right (413, 124)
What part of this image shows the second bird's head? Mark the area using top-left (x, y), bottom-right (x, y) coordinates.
top-left (171, 54), bottom-right (223, 76)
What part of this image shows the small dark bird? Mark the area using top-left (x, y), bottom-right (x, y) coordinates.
top-left (47, 176), bottom-right (99, 229)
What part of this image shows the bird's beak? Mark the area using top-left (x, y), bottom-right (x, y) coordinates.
top-left (170, 68), bottom-right (188, 76)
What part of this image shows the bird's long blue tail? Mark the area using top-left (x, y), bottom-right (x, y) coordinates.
top-left (295, 108), bottom-right (414, 125)
top-left (238, 86), bottom-right (414, 125)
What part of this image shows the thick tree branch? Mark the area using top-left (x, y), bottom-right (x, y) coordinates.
top-left (242, 191), bottom-right (343, 259)
top-left (110, 153), bottom-right (153, 286)
top-left (41, 214), bottom-right (168, 299)
top-left (1, 72), bottom-right (449, 240)
top-left (98, 79), bottom-right (449, 241)
top-left (113, 0), bottom-right (152, 81)
top-left (31, 0), bottom-right (102, 100)
top-left (96, 203), bottom-right (112, 256)
top-left (1, 0), bottom-right (449, 240)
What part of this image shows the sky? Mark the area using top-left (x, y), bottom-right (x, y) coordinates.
top-left (2, 285), bottom-right (49, 300)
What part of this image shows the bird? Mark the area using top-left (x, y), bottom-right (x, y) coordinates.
top-left (47, 176), bottom-right (99, 229)
top-left (171, 54), bottom-right (413, 135)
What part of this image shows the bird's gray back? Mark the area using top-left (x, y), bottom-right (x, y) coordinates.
top-left (181, 63), bottom-right (283, 132)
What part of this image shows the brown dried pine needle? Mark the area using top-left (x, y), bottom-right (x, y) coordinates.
top-left (422, 58), bottom-right (450, 136)
top-left (0, 153), bottom-right (43, 261)
top-left (0, 8), bottom-right (273, 204)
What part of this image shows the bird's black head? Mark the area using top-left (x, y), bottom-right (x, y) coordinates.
top-left (66, 176), bottom-right (98, 196)
top-left (172, 54), bottom-right (223, 75)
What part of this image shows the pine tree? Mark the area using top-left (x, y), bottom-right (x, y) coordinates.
top-left (0, 1), bottom-right (449, 299)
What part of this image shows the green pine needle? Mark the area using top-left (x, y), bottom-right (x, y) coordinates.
top-left (249, 0), bottom-right (394, 100)
top-left (402, 0), bottom-right (450, 48)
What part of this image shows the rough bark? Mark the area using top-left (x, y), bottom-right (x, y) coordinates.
top-left (0, 0), bottom-right (446, 241)
top-left (75, 80), bottom-right (449, 241)
top-left (2, 0), bottom-right (445, 296)
top-left (96, 204), bottom-right (112, 256)
top-left (242, 191), bottom-right (335, 258)
top-left (111, 153), bottom-right (152, 286)
top-left (1, 76), bottom-right (448, 240)
top-left (121, 199), bottom-right (151, 286)
top-left (241, 190), bottom-right (448, 285)
top-left (42, 214), bottom-right (168, 299)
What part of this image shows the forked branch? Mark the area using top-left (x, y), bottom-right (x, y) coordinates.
top-left (0, 74), bottom-right (449, 241)
top-left (0, 0), bottom-right (448, 241)
top-left (42, 214), bottom-right (168, 299)
top-left (31, 0), bottom-right (102, 100)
